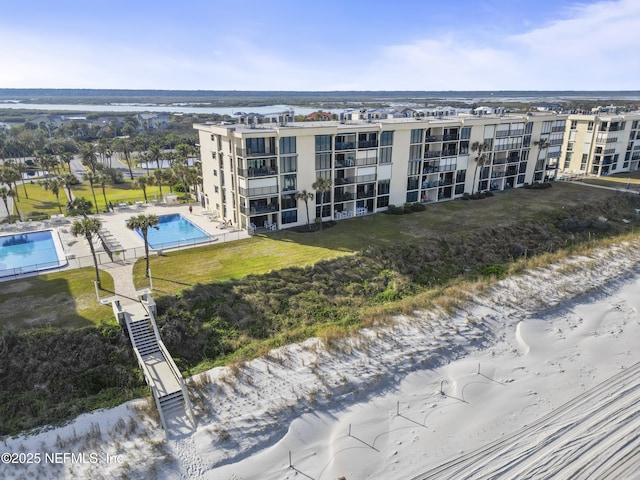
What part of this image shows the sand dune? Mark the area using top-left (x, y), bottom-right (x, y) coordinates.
top-left (2, 240), bottom-right (640, 480)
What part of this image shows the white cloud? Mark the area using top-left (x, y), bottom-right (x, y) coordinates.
top-left (358, 0), bottom-right (640, 90)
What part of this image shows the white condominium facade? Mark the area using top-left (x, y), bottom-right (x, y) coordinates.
top-left (194, 113), bottom-right (566, 232)
top-left (559, 112), bottom-right (640, 176)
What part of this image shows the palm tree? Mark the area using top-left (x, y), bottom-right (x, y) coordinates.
top-left (1, 167), bottom-right (22, 201)
top-left (0, 186), bottom-right (10, 217)
top-left (152, 168), bottom-right (165, 197)
top-left (71, 216), bottom-right (102, 288)
top-left (61, 173), bottom-right (77, 202)
top-left (84, 172), bottom-right (100, 214)
top-left (125, 214), bottom-right (159, 277)
top-left (312, 177), bottom-right (332, 231)
top-left (470, 141), bottom-right (491, 194)
top-left (148, 144), bottom-right (163, 170)
top-left (40, 177), bottom-right (65, 214)
top-left (294, 190), bottom-right (314, 230)
top-left (96, 172), bottom-right (110, 211)
top-left (112, 137), bottom-right (135, 180)
top-left (534, 137), bottom-right (551, 180)
top-left (81, 143), bottom-right (99, 173)
top-left (132, 175), bottom-right (150, 203)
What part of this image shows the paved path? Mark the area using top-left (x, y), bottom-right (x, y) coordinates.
top-left (99, 261), bottom-right (142, 306)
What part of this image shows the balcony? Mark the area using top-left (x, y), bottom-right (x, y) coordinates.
top-left (358, 140), bottom-right (378, 149)
top-left (424, 150), bottom-right (442, 159)
top-left (425, 135), bottom-right (443, 142)
top-left (334, 192), bottom-right (354, 202)
top-left (443, 133), bottom-right (459, 141)
top-left (238, 185), bottom-right (279, 197)
top-left (334, 176), bottom-right (354, 185)
top-left (356, 174), bottom-right (377, 183)
top-left (355, 156), bottom-right (378, 166)
top-left (238, 148), bottom-right (277, 158)
top-left (356, 190), bottom-right (375, 199)
top-left (238, 166), bottom-right (278, 178)
top-left (335, 141), bottom-right (356, 151)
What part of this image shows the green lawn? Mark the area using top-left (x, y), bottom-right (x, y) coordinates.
top-left (133, 182), bottom-right (622, 294)
top-left (13, 182), bottom-right (71, 219)
top-left (71, 181), bottom-right (165, 213)
top-left (0, 268), bottom-right (115, 331)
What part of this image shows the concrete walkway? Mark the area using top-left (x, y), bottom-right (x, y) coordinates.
top-left (99, 261), bottom-right (142, 306)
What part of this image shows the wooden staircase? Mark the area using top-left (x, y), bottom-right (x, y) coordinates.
top-left (113, 295), bottom-right (195, 436)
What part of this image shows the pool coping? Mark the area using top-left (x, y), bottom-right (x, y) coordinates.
top-left (133, 213), bottom-right (215, 250)
top-left (0, 228), bottom-right (68, 278)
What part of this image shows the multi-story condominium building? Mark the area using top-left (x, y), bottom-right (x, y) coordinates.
top-left (194, 113), bottom-right (565, 232)
top-left (559, 112), bottom-right (640, 176)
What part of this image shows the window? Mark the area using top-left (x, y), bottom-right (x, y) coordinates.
top-left (564, 152), bottom-right (572, 169)
top-left (377, 196), bottom-right (390, 208)
top-left (378, 179), bottom-right (390, 195)
top-left (280, 156), bottom-right (297, 173)
top-left (246, 138), bottom-right (266, 155)
top-left (213, 169), bottom-right (217, 176)
top-left (214, 186), bottom-right (219, 193)
top-left (407, 177), bottom-right (419, 190)
top-left (567, 142), bottom-right (574, 151)
top-left (455, 184), bottom-right (464, 195)
top-left (281, 210), bottom-right (297, 224)
top-left (461, 127), bottom-right (471, 140)
top-left (406, 191), bottom-right (418, 202)
top-left (410, 129), bottom-right (423, 144)
top-left (541, 121), bottom-right (552, 134)
top-left (281, 194), bottom-right (296, 210)
top-left (517, 174), bottom-right (526, 184)
top-left (315, 135), bottom-right (332, 152)
top-left (456, 170), bottom-right (466, 184)
top-left (408, 160), bottom-right (421, 175)
top-left (279, 136), bottom-right (296, 154)
top-left (379, 147), bottom-right (392, 164)
top-left (587, 121), bottom-right (594, 131)
top-left (281, 174), bottom-right (297, 192)
top-left (315, 153), bottom-right (331, 170)
top-left (409, 144), bottom-right (422, 160)
top-left (580, 154), bottom-right (588, 170)
top-left (380, 131), bottom-right (394, 146)
top-left (525, 122), bottom-right (533, 134)
top-left (571, 120), bottom-right (578, 130)
top-left (519, 162), bottom-right (528, 173)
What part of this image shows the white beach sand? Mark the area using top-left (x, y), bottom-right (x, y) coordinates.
top-left (2, 240), bottom-right (640, 480)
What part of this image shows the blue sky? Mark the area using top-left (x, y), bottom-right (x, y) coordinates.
top-left (0, 0), bottom-right (638, 91)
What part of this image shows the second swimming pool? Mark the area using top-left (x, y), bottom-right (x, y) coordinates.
top-left (135, 213), bottom-right (212, 250)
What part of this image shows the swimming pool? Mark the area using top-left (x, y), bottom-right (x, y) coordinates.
top-left (0, 230), bottom-right (67, 278)
top-left (135, 213), bottom-right (212, 250)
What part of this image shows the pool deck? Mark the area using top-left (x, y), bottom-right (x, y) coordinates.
top-left (0, 204), bottom-right (251, 302)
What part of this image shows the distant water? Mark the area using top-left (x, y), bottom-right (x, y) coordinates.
top-left (0, 103), bottom-right (335, 115)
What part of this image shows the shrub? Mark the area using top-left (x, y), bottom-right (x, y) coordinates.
top-left (411, 202), bottom-right (426, 212)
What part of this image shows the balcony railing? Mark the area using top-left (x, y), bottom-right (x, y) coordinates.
top-left (443, 134), bottom-right (459, 141)
top-left (334, 177), bottom-right (354, 185)
top-left (356, 190), bottom-right (375, 199)
top-left (551, 126), bottom-right (565, 132)
top-left (424, 150), bottom-right (442, 159)
top-left (238, 166), bottom-right (278, 178)
top-left (335, 142), bottom-right (356, 151)
top-left (356, 174), bottom-right (377, 183)
top-left (358, 140), bottom-right (378, 149)
top-left (355, 157), bottom-right (378, 166)
top-left (425, 135), bottom-right (443, 142)
top-left (241, 203), bottom-right (279, 215)
top-left (238, 185), bottom-right (278, 197)
top-left (334, 192), bottom-right (354, 202)
top-left (238, 148), bottom-right (277, 158)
